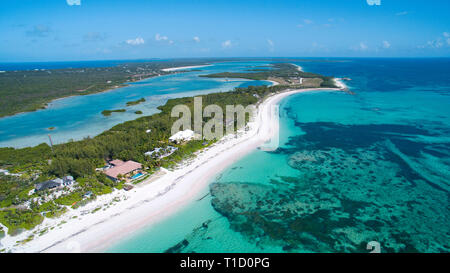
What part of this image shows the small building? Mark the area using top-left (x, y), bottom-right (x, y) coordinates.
top-left (104, 160), bottom-right (143, 182)
top-left (35, 180), bottom-right (62, 191)
top-left (62, 176), bottom-right (75, 186)
top-left (169, 129), bottom-right (195, 144)
top-left (34, 175), bottom-right (75, 192)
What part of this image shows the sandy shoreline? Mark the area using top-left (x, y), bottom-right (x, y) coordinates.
top-left (292, 64), bottom-right (303, 72)
top-left (267, 80), bottom-right (280, 86)
top-left (333, 78), bottom-right (348, 90)
top-left (0, 87), bottom-right (342, 253)
top-left (161, 64), bottom-right (212, 72)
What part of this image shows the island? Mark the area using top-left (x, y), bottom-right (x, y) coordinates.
top-left (200, 63), bottom-right (337, 88)
top-left (126, 98), bottom-right (146, 106)
top-left (101, 109), bottom-right (126, 116)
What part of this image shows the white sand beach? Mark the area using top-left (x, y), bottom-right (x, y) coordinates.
top-left (0, 87), bottom-right (342, 253)
top-left (161, 65), bottom-right (212, 72)
top-left (292, 64), bottom-right (303, 72)
top-left (333, 78), bottom-right (348, 90)
top-left (267, 80), bottom-right (280, 86)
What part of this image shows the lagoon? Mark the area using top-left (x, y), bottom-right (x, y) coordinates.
top-left (0, 61), bottom-right (274, 148)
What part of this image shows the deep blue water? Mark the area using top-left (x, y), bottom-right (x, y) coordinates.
top-left (108, 58), bottom-right (450, 253)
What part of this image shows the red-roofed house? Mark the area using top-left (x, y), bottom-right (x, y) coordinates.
top-left (104, 160), bottom-right (142, 181)
top-left (109, 159), bottom-right (125, 167)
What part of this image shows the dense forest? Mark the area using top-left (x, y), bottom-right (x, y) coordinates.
top-left (0, 60), bottom-right (210, 118)
top-left (0, 84), bottom-right (289, 234)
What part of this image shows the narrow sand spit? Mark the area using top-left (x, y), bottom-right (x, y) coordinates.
top-left (161, 65), bottom-right (212, 72)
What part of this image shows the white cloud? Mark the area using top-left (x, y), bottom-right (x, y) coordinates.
top-left (382, 40), bottom-right (391, 49)
top-left (396, 11), bottom-right (408, 16)
top-left (126, 37), bottom-right (145, 45)
top-left (267, 39), bottom-right (274, 52)
top-left (193, 36), bottom-right (200, 43)
top-left (67, 0), bottom-right (81, 5)
top-left (359, 42), bottom-right (368, 50)
top-left (155, 34), bottom-right (173, 45)
top-left (427, 40), bottom-right (444, 48)
top-left (420, 32), bottom-right (450, 49)
top-left (222, 40), bottom-right (232, 48)
top-left (155, 33), bottom-right (168, 41)
top-left (351, 42), bottom-right (368, 51)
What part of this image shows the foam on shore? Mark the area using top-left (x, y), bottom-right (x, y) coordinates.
top-left (333, 78), bottom-right (348, 90)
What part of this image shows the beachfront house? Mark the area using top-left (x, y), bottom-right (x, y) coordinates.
top-left (169, 129), bottom-right (195, 144)
top-left (35, 180), bottom-right (61, 191)
top-left (104, 160), bottom-right (143, 182)
top-left (35, 175), bottom-right (76, 191)
top-left (62, 175), bottom-right (75, 186)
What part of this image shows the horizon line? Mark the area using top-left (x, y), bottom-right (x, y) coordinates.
top-left (2, 56), bottom-right (450, 64)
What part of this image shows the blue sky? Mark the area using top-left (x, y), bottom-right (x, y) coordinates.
top-left (1, 0), bottom-right (449, 61)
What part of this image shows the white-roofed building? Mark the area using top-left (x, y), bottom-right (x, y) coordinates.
top-left (169, 129), bottom-right (195, 144)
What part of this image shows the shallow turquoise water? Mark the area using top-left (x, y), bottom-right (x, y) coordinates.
top-left (108, 59), bottom-right (450, 253)
top-left (0, 61), bottom-right (273, 148)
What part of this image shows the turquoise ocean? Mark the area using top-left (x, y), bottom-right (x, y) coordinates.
top-left (107, 58), bottom-right (450, 253)
top-left (0, 61), bottom-right (273, 148)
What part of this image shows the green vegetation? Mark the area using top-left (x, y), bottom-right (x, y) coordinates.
top-left (0, 60), bottom-right (210, 118)
top-left (101, 109), bottom-right (126, 116)
top-left (0, 209), bottom-right (44, 235)
top-left (200, 63), bottom-right (337, 88)
top-left (0, 62), bottom-right (335, 235)
top-left (135, 110), bottom-right (143, 115)
top-left (126, 97), bottom-right (146, 106)
top-left (0, 84), bottom-right (290, 234)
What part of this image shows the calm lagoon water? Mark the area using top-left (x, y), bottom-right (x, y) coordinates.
top-left (108, 58), bottom-right (450, 253)
top-left (0, 61), bottom-right (273, 148)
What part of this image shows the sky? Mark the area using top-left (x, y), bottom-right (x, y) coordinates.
top-left (1, 0), bottom-right (449, 62)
